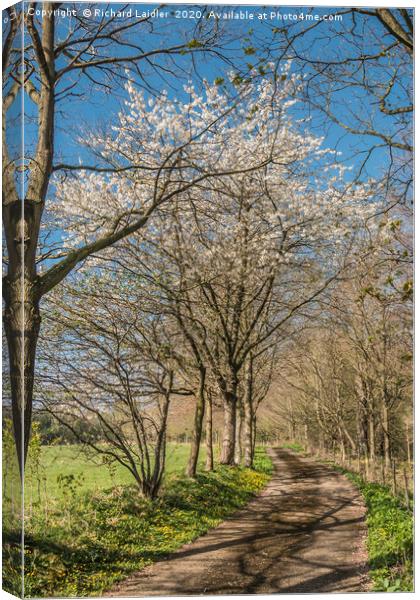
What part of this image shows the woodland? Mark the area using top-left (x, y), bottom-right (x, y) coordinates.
top-left (2, 3), bottom-right (413, 596)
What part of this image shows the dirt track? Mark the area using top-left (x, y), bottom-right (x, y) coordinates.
top-left (107, 448), bottom-right (369, 596)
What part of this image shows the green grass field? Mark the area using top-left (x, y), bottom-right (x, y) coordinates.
top-left (1, 443), bottom-right (208, 509)
top-left (22, 443), bottom-right (207, 503)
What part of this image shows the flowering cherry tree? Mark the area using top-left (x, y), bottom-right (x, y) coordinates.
top-left (2, 4), bottom-right (268, 469)
top-left (88, 77), bottom-right (381, 466)
top-left (32, 53), bottom-right (384, 474)
top-left (4, 55), bottom-right (294, 467)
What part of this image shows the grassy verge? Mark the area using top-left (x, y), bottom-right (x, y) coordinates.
top-left (280, 443), bottom-right (413, 592)
top-left (3, 448), bottom-right (272, 598)
top-left (335, 467), bottom-right (413, 592)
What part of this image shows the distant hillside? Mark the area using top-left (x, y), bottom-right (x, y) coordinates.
top-left (167, 392), bottom-right (284, 444)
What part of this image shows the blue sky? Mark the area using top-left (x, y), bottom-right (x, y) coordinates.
top-left (4, 3), bottom-right (413, 200)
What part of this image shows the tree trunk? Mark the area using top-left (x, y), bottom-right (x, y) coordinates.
top-left (405, 422), bottom-right (411, 463)
top-left (3, 6), bottom-right (55, 471)
top-left (243, 406), bottom-right (253, 467)
top-left (251, 414), bottom-right (257, 460)
top-left (234, 399), bottom-right (243, 465)
top-left (186, 367), bottom-right (206, 477)
top-left (150, 378), bottom-right (172, 498)
top-left (340, 421), bottom-right (356, 453)
top-left (3, 276), bottom-right (41, 473)
top-left (368, 407), bottom-right (376, 460)
top-left (243, 356), bottom-right (253, 467)
top-left (205, 390), bottom-right (214, 472)
top-left (382, 401), bottom-right (391, 471)
top-left (220, 391), bottom-right (237, 465)
top-left (304, 423), bottom-right (309, 451)
top-left (340, 439), bottom-right (346, 463)
top-left (319, 430), bottom-right (326, 456)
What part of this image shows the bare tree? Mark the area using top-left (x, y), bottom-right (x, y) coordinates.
top-left (37, 268), bottom-right (195, 498)
top-left (263, 8), bottom-right (413, 205)
top-left (266, 219), bottom-right (412, 470)
top-left (1, 4), bottom-right (273, 468)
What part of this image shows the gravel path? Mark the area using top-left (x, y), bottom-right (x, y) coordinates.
top-left (107, 448), bottom-right (369, 596)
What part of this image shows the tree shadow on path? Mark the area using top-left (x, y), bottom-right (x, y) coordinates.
top-left (106, 448), bottom-right (369, 596)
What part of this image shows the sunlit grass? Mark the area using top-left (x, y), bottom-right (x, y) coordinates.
top-left (22, 443), bottom-right (206, 502)
top-left (3, 446), bottom-right (271, 598)
top-left (336, 467), bottom-right (413, 592)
